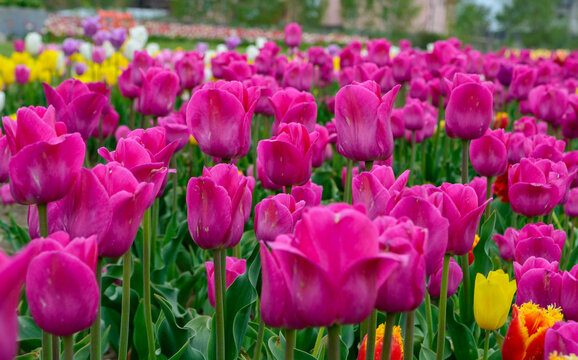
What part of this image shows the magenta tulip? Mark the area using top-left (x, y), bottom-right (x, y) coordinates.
top-left (283, 61), bottom-right (313, 92)
top-left (186, 80), bottom-right (259, 159)
top-left (260, 204), bottom-right (403, 328)
top-left (175, 51), bottom-right (205, 90)
top-left (43, 79), bottom-right (107, 139)
top-left (284, 23), bottom-right (302, 48)
top-left (403, 98), bottom-right (426, 130)
top-left (335, 81), bottom-right (400, 161)
top-left (243, 75), bottom-right (279, 116)
top-left (561, 266), bottom-right (578, 321)
top-left (311, 124), bottom-right (334, 167)
top-left (469, 129), bottom-right (510, 177)
top-left (427, 257), bottom-right (463, 298)
top-left (269, 87), bottom-right (317, 134)
top-left (186, 164), bottom-right (252, 249)
top-left (508, 65), bottom-right (537, 101)
top-left (291, 180), bottom-right (323, 208)
top-left (445, 80), bottom-right (493, 140)
top-left (257, 123), bottom-right (318, 187)
top-left (14, 65), bottom-right (30, 85)
top-left (254, 193), bottom-right (305, 242)
top-left (206, 257), bottom-right (246, 307)
top-left (135, 67), bottom-right (179, 117)
top-left (118, 65), bottom-right (141, 99)
top-left (158, 111), bottom-right (190, 152)
top-left (514, 257), bottom-right (561, 308)
top-left (223, 60), bottom-right (255, 82)
top-left (565, 188), bottom-right (578, 217)
top-left (528, 85), bottom-right (569, 124)
top-left (26, 236), bottom-right (99, 336)
top-left (492, 228), bottom-right (517, 262)
top-left (366, 39), bottom-right (391, 67)
top-left (374, 216), bottom-right (427, 312)
top-left (392, 51), bottom-right (413, 83)
top-left (544, 321), bottom-right (578, 358)
top-left (352, 165), bottom-right (409, 219)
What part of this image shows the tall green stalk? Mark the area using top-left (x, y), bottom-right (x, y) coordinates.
top-left (38, 203), bottom-right (53, 360)
top-left (435, 255), bottom-right (451, 360)
top-left (410, 131), bottom-right (417, 186)
top-left (365, 310), bottom-right (377, 360)
top-left (285, 329), bottom-right (296, 360)
top-left (91, 258), bottom-right (103, 360)
top-left (312, 328), bottom-right (325, 358)
top-left (460, 140), bottom-right (472, 324)
top-left (424, 293), bottom-right (434, 347)
top-left (380, 313), bottom-right (396, 360)
top-left (482, 330), bottom-right (490, 360)
top-left (405, 310), bottom-right (415, 360)
top-left (62, 335), bottom-right (74, 360)
top-left (143, 208), bottom-right (155, 359)
top-left (485, 176), bottom-right (493, 220)
top-left (119, 250), bottom-right (132, 360)
top-left (327, 325), bottom-right (341, 360)
top-left (213, 249), bottom-right (226, 360)
top-left (344, 159), bottom-right (354, 204)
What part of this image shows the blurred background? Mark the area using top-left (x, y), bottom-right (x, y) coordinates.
top-left (0, 0), bottom-right (577, 51)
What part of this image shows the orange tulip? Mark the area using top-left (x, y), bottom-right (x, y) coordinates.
top-left (502, 302), bottom-right (563, 360)
top-left (358, 324), bottom-right (403, 360)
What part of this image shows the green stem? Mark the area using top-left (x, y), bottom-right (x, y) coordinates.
top-left (380, 313), bottom-right (397, 360)
top-left (172, 156), bottom-right (178, 216)
top-left (143, 209), bottom-right (155, 359)
top-left (285, 329), bottom-right (296, 360)
top-left (327, 325), bottom-right (341, 360)
top-left (213, 249), bottom-right (226, 360)
top-left (366, 160), bottom-right (374, 172)
top-left (425, 292), bottom-right (434, 347)
top-left (129, 98), bottom-right (135, 129)
top-left (483, 329), bottom-right (490, 360)
top-left (460, 253), bottom-right (471, 324)
top-left (312, 327), bottom-right (325, 359)
top-left (232, 244), bottom-right (241, 259)
top-left (52, 335), bottom-right (60, 360)
top-left (42, 331), bottom-right (53, 360)
top-left (38, 203), bottom-right (48, 237)
top-left (253, 315), bottom-right (265, 360)
top-left (566, 218), bottom-right (576, 270)
top-left (151, 199), bottom-right (159, 269)
top-left (344, 158), bottom-right (354, 204)
top-left (91, 258), bottom-right (103, 360)
top-left (410, 131), bottom-right (416, 186)
top-left (485, 176), bottom-right (493, 220)
top-left (62, 335), bottom-right (74, 360)
top-left (435, 255), bottom-right (451, 360)
top-left (405, 310), bottom-right (415, 360)
top-left (119, 251), bottom-right (132, 360)
top-left (365, 309), bottom-right (377, 360)
top-left (461, 140), bottom-right (469, 184)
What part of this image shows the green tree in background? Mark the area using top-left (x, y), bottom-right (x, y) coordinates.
top-left (454, 0), bottom-right (491, 45)
top-left (496, 0), bottom-right (570, 48)
top-left (383, 0), bottom-right (421, 38)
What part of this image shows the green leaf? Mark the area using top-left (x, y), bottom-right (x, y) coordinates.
top-left (446, 299), bottom-right (478, 360)
top-left (18, 316), bottom-right (41, 341)
top-left (184, 314), bottom-right (212, 356)
top-left (133, 300), bottom-right (150, 359)
top-left (419, 346), bottom-right (437, 360)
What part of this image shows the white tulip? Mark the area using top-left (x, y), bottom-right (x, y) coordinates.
top-left (129, 26), bottom-right (148, 48)
top-left (103, 41), bottom-right (115, 58)
top-left (146, 42), bottom-right (160, 55)
top-left (256, 37), bottom-right (267, 49)
top-left (246, 45), bottom-right (259, 61)
top-left (216, 44), bottom-right (228, 53)
top-left (123, 39), bottom-right (142, 60)
top-left (79, 42), bottom-right (93, 62)
top-left (204, 67), bottom-right (213, 82)
top-left (426, 43), bottom-right (434, 52)
top-left (390, 45), bottom-right (400, 58)
top-left (204, 50), bottom-right (216, 66)
top-left (25, 32), bottom-right (42, 55)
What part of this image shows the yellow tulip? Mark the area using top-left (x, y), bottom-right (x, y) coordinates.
top-left (474, 269), bottom-right (517, 330)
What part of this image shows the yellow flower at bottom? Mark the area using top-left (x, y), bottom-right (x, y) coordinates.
top-left (550, 352), bottom-right (578, 360)
top-left (358, 324), bottom-right (403, 360)
top-left (474, 269), bottom-right (517, 330)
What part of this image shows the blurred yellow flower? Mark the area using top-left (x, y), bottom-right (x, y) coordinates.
top-left (474, 269), bottom-right (517, 330)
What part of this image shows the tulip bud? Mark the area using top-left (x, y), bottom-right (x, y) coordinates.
top-left (474, 270), bottom-right (517, 330)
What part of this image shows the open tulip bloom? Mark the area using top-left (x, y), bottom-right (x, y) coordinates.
top-left (5, 23), bottom-right (578, 360)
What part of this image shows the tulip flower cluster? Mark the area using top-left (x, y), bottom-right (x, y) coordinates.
top-left (1, 20), bottom-right (578, 360)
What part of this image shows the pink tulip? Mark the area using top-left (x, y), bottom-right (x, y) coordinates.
top-left (495, 223), bottom-right (565, 265)
top-left (260, 204), bottom-right (403, 328)
top-left (26, 236), bottom-right (99, 336)
top-left (372, 66), bottom-right (397, 93)
top-left (543, 320), bottom-right (578, 357)
top-left (269, 87), bottom-right (317, 134)
top-left (243, 75), bottom-right (279, 117)
top-left (283, 61), bottom-right (313, 91)
top-left (392, 51), bottom-right (413, 83)
top-left (254, 193), bottom-right (305, 242)
top-left (13, 39), bottom-right (25, 52)
top-left (158, 111), bottom-right (190, 152)
top-left (469, 128), bottom-right (510, 177)
top-left (311, 124), bottom-right (334, 167)
top-left (366, 39), bottom-right (391, 67)
top-left (206, 257), bottom-right (246, 307)
top-left (508, 65), bottom-right (537, 100)
top-left (284, 23), bottom-right (302, 48)
top-left (508, 158), bottom-right (573, 217)
top-left (352, 165), bottom-right (409, 219)
top-left (186, 164), bottom-right (252, 249)
top-left (291, 180), bottom-right (323, 208)
top-left (445, 79), bottom-right (493, 140)
top-left (186, 80), bottom-right (259, 159)
top-left (427, 257), bottom-right (463, 298)
top-left (43, 79), bottom-right (107, 139)
top-left (136, 67), bottom-right (179, 117)
top-left (403, 98), bottom-right (426, 130)
top-left (255, 49), bottom-right (275, 75)
top-left (514, 257), bottom-right (561, 308)
top-left (175, 51), bottom-right (205, 90)
top-left (211, 52), bottom-right (246, 79)
top-left (3, 106), bottom-right (85, 205)
top-left (565, 188), bottom-right (578, 217)
top-left (335, 81), bottom-right (400, 161)
top-left (561, 266), bottom-right (578, 321)
top-left (374, 216), bottom-right (427, 312)
top-left (223, 60), bottom-right (255, 82)
top-left (14, 64), bottom-right (30, 85)
top-left (257, 123), bottom-right (318, 187)
top-left (131, 50), bottom-right (154, 86)
top-left (118, 65), bottom-right (141, 99)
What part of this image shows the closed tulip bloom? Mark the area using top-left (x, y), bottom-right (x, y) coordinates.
top-left (158, 111), bottom-right (190, 152)
top-left (283, 61), bottom-right (314, 92)
top-left (509, 65), bottom-right (537, 101)
top-left (445, 80), bottom-right (493, 140)
top-left (257, 123), bottom-right (319, 187)
top-left (470, 128), bottom-right (510, 177)
top-left (14, 64), bottom-right (30, 85)
top-left (403, 98), bottom-right (426, 130)
top-left (211, 51), bottom-right (246, 79)
top-left (0, 129), bottom-right (11, 184)
top-left (186, 80), bottom-right (259, 159)
top-left (374, 216), bottom-right (427, 313)
top-left (508, 158), bottom-right (573, 217)
top-left (43, 79), bottom-right (107, 140)
top-left (255, 49), bottom-right (275, 75)
top-left (136, 67), bottom-right (179, 117)
top-left (187, 164), bottom-right (252, 250)
top-left (3, 106), bottom-right (85, 205)
top-left (335, 81), bottom-right (400, 161)
top-left (352, 165), bottom-right (409, 219)
top-left (391, 51), bottom-right (413, 83)
top-left (223, 60), bottom-right (255, 82)
top-left (291, 180), bottom-right (323, 208)
top-left (544, 321), bottom-right (578, 359)
top-left (493, 228), bottom-right (518, 262)
top-left (269, 87), bottom-right (317, 134)
top-left (255, 193), bottom-right (305, 242)
top-left (260, 205), bottom-right (403, 328)
top-left (243, 75), bottom-right (279, 116)
top-left (358, 324), bottom-right (404, 360)
top-left (561, 266), bottom-right (578, 321)
top-left (528, 85), bottom-right (569, 124)
top-left (82, 16), bottom-right (99, 37)
top-left (474, 269), bottom-right (517, 330)
top-left (284, 23), bottom-right (302, 48)
top-left (428, 257), bottom-right (463, 298)
top-left (206, 257), bottom-right (246, 307)
top-left (366, 39), bottom-right (391, 67)
top-left (514, 257), bottom-right (562, 308)
top-left (175, 52), bottom-right (205, 90)
top-left (311, 124), bottom-right (334, 167)
top-left (515, 223), bottom-right (565, 264)
top-left (502, 303), bottom-right (563, 360)
top-left (109, 27), bottom-right (127, 49)
top-left (566, 189), bottom-right (578, 218)
top-left (118, 65), bottom-right (140, 99)
top-left (409, 78), bottom-right (428, 101)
